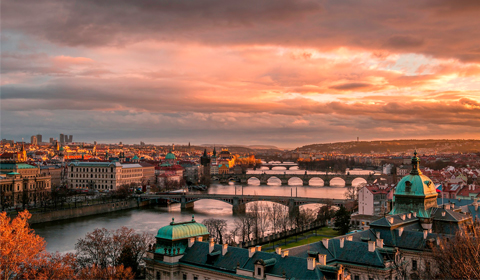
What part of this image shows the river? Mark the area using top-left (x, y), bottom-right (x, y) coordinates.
top-left (33, 167), bottom-right (372, 253)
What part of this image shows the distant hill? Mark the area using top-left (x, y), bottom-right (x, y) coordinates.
top-left (248, 145), bottom-right (279, 150)
top-left (296, 139), bottom-right (480, 154)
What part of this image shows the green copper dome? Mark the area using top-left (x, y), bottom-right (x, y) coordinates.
top-left (391, 151), bottom-right (438, 218)
top-left (165, 152), bottom-right (176, 160)
top-left (156, 217), bottom-right (209, 241)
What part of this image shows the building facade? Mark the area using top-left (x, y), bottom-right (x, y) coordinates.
top-left (67, 161), bottom-right (151, 190)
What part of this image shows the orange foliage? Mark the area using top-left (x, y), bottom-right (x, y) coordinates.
top-left (0, 211), bottom-right (134, 280)
top-left (77, 264), bottom-right (134, 280)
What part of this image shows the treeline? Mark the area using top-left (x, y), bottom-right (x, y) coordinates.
top-left (203, 202), bottom-right (338, 245)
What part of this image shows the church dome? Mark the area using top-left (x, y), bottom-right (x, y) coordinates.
top-left (165, 152), bottom-right (176, 160)
top-left (391, 151), bottom-right (438, 218)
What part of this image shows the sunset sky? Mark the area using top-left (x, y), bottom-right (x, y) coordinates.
top-left (1, 0), bottom-right (480, 148)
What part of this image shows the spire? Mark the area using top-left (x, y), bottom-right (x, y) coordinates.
top-left (203, 149), bottom-right (207, 157)
top-left (213, 146), bottom-right (216, 156)
top-left (410, 150), bottom-right (421, 175)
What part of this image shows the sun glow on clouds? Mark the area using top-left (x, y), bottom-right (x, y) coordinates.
top-left (2, 0), bottom-right (480, 145)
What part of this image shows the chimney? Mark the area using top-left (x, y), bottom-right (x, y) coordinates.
top-left (398, 228), bottom-right (404, 237)
top-left (413, 212), bottom-right (417, 217)
top-left (256, 246), bottom-right (262, 252)
top-left (275, 247), bottom-right (282, 255)
top-left (222, 244), bottom-right (228, 256)
top-left (318, 254), bottom-right (327, 265)
top-left (368, 241), bottom-right (375, 252)
top-left (376, 239), bottom-right (383, 248)
top-left (346, 236), bottom-right (353, 241)
top-left (442, 211), bottom-right (446, 217)
top-left (209, 239), bottom-right (215, 254)
top-left (475, 204), bottom-right (478, 211)
top-left (428, 228), bottom-right (432, 233)
top-left (188, 237), bottom-right (195, 247)
top-left (281, 250), bottom-right (289, 258)
top-left (387, 217), bottom-right (394, 224)
top-left (445, 204), bottom-right (450, 210)
top-left (322, 238), bottom-right (329, 249)
top-left (400, 214), bottom-right (406, 221)
top-left (423, 230), bottom-right (428, 240)
top-left (307, 257), bottom-right (316, 270)
top-left (364, 225), bottom-right (370, 230)
top-left (196, 236), bottom-right (203, 242)
top-left (407, 213), bottom-right (411, 219)
top-left (340, 238), bottom-right (345, 248)
top-left (249, 247), bottom-right (256, 258)
top-left (376, 232), bottom-right (381, 239)
top-left (436, 237), bottom-right (440, 245)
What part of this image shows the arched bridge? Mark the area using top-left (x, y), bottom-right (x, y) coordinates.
top-left (260, 163), bottom-right (298, 170)
top-left (140, 193), bottom-right (350, 214)
top-left (212, 172), bottom-right (378, 186)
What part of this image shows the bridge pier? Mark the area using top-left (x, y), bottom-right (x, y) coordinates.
top-left (268, 166), bottom-right (273, 170)
top-left (302, 179), bottom-right (309, 186)
top-left (232, 197), bottom-right (246, 214)
top-left (281, 178), bottom-right (289, 185)
top-left (181, 196), bottom-right (194, 210)
top-left (324, 180), bottom-right (330, 187)
top-left (286, 166), bottom-right (291, 170)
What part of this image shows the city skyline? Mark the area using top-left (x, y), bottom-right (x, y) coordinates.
top-left (1, 0), bottom-right (480, 146)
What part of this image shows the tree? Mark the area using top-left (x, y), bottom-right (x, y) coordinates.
top-left (421, 224), bottom-right (480, 279)
top-left (75, 226), bottom-right (154, 276)
top-left (202, 218), bottom-right (228, 244)
top-left (0, 210), bottom-right (76, 280)
top-left (317, 202), bottom-right (335, 226)
top-left (333, 205), bottom-right (351, 235)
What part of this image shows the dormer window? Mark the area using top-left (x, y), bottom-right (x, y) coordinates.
top-left (405, 181), bottom-right (412, 192)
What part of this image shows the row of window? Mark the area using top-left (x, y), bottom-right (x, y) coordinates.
top-left (71, 167), bottom-right (115, 173)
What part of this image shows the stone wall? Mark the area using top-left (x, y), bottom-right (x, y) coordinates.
top-left (27, 199), bottom-right (150, 224)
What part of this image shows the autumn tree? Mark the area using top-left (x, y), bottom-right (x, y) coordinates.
top-left (0, 210), bottom-right (76, 280)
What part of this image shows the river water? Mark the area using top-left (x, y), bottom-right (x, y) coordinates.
top-left (33, 167), bottom-right (371, 253)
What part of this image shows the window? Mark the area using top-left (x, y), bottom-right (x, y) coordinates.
top-left (183, 274), bottom-right (187, 280)
top-left (156, 271), bottom-right (161, 280)
top-left (257, 267), bottom-right (262, 276)
top-left (412, 259), bottom-right (417, 271)
top-left (193, 276), bottom-right (198, 280)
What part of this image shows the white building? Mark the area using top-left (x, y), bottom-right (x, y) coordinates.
top-left (67, 161), bottom-right (146, 191)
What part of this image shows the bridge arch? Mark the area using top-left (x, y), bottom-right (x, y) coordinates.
top-left (287, 177), bottom-right (303, 185)
top-left (267, 176), bottom-right (281, 185)
top-left (247, 177), bottom-right (261, 185)
top-left (352, 177), bottom-right (368, 187)
top-left (308, 177), bottom-right (325, 187)
top-left (329, 177), bottom-right (346, 187)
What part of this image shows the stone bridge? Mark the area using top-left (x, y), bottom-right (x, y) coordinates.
top-left (140, 193), bottom-right (350, 214)
top-left (212, 172), bottom-right (378, 186)
top-left (260, 163), bottom-right (298, 170)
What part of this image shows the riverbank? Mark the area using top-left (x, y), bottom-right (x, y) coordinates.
top-left (11, 199), bottom-right (151, 225)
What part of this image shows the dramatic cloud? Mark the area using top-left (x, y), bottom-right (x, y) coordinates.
top-left (1, 0), bottom-right (480, 146)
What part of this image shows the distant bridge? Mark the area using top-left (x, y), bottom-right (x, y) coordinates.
top-left (140, 193), bottom-right (351, 214)
top-left (211, 172), bottom-right (378, 186)
top-left (260, 163), bottom-right (298, 170)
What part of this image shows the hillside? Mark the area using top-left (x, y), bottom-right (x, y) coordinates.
top-left (296, 139), bottom-right (480, 154)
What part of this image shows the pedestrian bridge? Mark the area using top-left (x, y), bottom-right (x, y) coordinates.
top-left (140, 193), bottom-right (350, 214)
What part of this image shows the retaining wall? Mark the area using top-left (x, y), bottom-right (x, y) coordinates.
top-left (27, 199), bottom-right (150, 224)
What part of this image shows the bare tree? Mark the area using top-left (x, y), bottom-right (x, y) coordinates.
top-left (75, 227), bottom-right (154, 276)
top-left (269, 203), bottom-right (287, 234)
top-left (202, 218), bottom-right (228, 244)
top-left (419, 224), bottom-right (480, 279)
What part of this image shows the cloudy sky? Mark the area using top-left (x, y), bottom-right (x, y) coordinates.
top-left (1, 0), bottom-right (480, 148)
